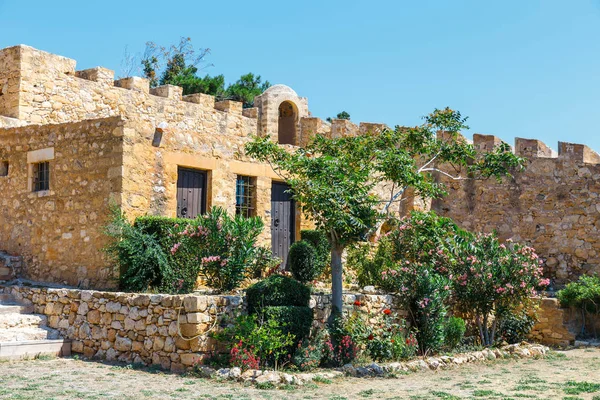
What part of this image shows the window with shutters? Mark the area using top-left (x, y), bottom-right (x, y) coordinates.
top-left (236, 175), bottom-right (256, 218)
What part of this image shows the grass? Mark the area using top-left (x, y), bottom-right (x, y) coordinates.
top-left (313, 375), bottom-right (333, 384)
top-left (563, 381), bottom-right (600, 395)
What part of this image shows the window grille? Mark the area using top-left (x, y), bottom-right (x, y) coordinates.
top-left (32, 161), bottom-right (50, 192)
top-left (236, 175), bottom-right (255, 218)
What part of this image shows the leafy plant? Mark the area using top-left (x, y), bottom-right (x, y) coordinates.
top-left (292, 331), bottom-right (326, 371)
top-left (213, 314), bottom-right (294, 369)
top-left (365, 310), bottom-right (417, 361)
top-left (497, 313), bottom-right (535, 344)
top-left (104, 207), bottom-right (171, 292)
top-left (444, 316), bottom-right (466, 350)
top-left (300, 229), bottom-right (331, 272)
top-left (260, 306), bottom-right (313, 346)
top-left (558, 275), bottom-right (600, 337)
top-left (245, 274), bottom-right (311, 314)
top-left (288, 240), bottom-right (319, 283)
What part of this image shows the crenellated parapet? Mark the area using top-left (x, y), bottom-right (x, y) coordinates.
top-left (0, 45), bottom-right (257, 136)
top-left (515, 138), bottom-right (557, 158)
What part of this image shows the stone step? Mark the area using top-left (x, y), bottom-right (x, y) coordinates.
top-left (0, 303), bottom-right (34, 315)
top-left (0, 339), bottom-right (71, 360)
top-left (0, 312), bottom-right (47, 329)
top-left (0, 293), bottom-right (16, 303)
top-left (0, 326), bottom-right (60, 342)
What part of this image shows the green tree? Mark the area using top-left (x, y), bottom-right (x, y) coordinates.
top-left (226, 73), bottom-right (271, 108)
top-left (245, 108), bottom-right (524, 317)
top-left (326, 111), bottom-right (351, 123)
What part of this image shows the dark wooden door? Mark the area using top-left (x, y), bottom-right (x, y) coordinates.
top-left (176, 167), bottom-right (207, 219)
top-left (271, 182), bottom-right (295, 266)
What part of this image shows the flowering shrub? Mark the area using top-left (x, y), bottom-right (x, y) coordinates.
top-left (171, 207), bottom-right (264, 292)
top-left (323, 335), bottom-right (357, 367)
top-left (365, 309), bottom-right (417, 361)
top-left (452, 233), bottom-right (549, 345)
top-left (291, 331), bottom-right (326, 371)
top-left (212, 314), bottom-right (294, 369)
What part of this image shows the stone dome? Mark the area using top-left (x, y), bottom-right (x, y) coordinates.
top-left (262, 84), bottom-right (298, 97)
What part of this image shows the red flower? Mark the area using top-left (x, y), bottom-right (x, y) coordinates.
top-left (383, 309), bottom-right (392, 315)
top-left (353, 300), bottom-right (361, 306)
top-left (368, 334), bottom-right (374, 341)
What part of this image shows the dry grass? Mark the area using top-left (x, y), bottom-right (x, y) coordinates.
top-left (1, 349), bottom-right (600, 399)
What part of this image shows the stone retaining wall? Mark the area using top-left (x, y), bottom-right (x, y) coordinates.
top-left (0, 285), bottom-right (403, 372)
top-left (529, 298), bottom-right (576, 347)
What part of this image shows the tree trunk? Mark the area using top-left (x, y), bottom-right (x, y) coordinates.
top-left (329, 243), bottom-right (345, 325)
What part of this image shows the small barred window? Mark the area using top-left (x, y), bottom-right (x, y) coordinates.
top-left (32, 161), bottom-right (50, 192)
top-left (236, 175), bottom-right (256, 218)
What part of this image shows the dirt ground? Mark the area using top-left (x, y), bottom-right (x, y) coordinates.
top-left (1, 349), bottom-right (600, 399)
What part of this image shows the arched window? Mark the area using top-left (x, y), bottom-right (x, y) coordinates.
top-left (278, 101), bottom-right (297, 145)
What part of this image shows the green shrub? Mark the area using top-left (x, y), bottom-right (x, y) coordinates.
top-left (443, 316), bottom-right (466, 350)
top-left (246, 275), bottom-right (311, 314)
top-left (347, 238), bottom-right (395, 288)
top-left (104, 207), bottom-right (172, 292)
top-left (558, 275), bottom-right (600, 312)
top-left (300, 229), bottom-right (330, 270)
top-left (133, 215), bottom-right (188, 246)
top-left (248, 246), bottom-right (281, 279)
top-left (288, 241), bottom-right (319, 283)
top-left (212, 314), bottom-right (294, 369)
top-left (261, 306), bottom-right (313, 345)
top-left (497, 313), bottom-right (535, 344)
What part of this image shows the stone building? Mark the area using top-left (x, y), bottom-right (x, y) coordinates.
top-left (0, 45), bottom-right (384, 289)
top-left (1, 44), bottom-right (599, 290)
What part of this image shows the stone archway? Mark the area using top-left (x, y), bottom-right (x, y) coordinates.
top-left (278, 101), bottom-right (297, 145)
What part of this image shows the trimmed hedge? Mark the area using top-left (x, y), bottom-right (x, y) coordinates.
top-left (246, 275), bottom-right (311, 314)
top-left (300, 229), bottom-right (330, 270)
top-left (261, 306), bottom-right (313, 344)
top-left (288, 240), bottom-right (319, 283)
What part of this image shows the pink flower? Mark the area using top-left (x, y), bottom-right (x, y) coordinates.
top-left (170, 243), bottom-right (181, 255)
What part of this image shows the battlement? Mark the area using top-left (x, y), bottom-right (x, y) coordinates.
top-left (0, 45), bottom-right (255, 132)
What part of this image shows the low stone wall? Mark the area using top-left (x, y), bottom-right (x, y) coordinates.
top-left (0, 285), bottom-right (402, 372)
top-left (529, 298), bottom-right (576, 347)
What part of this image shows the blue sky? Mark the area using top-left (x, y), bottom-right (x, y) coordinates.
top-left (2, 0), bottom-right (600, 151)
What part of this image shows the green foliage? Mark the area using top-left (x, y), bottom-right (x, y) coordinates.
top-left (558, 275), bottom-right (600, 313)
top-left (133, 216), bottom-right (188, 245)
top-left (443, 316), bottom-right (466, 350)
top-left (261, 306), bottom-right (313, 346)
top-left (300, 229), bottom-right (331, 271)
top-left (213, 314), bottom-right (294, 369)
top-left (225, 72), bottom-right (270, 108)
top-left (138, 38), bottom-right (269, 106)
top-left (288, 241), bottom-right (319, 283)
top-left (171, 207), bottom-right (264, 292)
top-left (326, 111), bottom-right (351, 122)
top-left (245, 275), bottom-right (311, 314)
top-left (104, 207), bottom-right (171, 292)
top-left (497, 313), bottom-right (535, 344)
top-left (365, 311), bottom-right (417, 362)
top-left (347, 238), bottom-right (395, 288)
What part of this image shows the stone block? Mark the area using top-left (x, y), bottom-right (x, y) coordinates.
top-left (150, 84), bottom-right (183, 100)
top-left (114, 77), bottom-right (150, 93)
top-left (75, 67), bottom-right (115, 85)
top-left (215, 100), bottom-right (243, 115)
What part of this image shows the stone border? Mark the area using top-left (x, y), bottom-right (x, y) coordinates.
top-left (198, 342), bottom-right (549, 385)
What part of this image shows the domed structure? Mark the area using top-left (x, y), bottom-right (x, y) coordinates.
top-left (262, 84), bottom-right (298, 97)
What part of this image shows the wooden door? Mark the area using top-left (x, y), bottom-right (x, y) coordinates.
top-left (271, 182), bottom-right (295, 266)
top-left (176, 167), bottom-right (206, 219)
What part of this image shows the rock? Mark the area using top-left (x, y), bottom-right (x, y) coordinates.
top-left (363, 286), bottom-right (376, 293)
top-left (367, 363), bottom-right (384, 375)
top-left (255, 371), bottom-right (280, 384)
top-left (241, 369), bottom-right (263, 381)
top-left (216, 368), bottom-right (230, 379)
top-left (355, 366), bottom-right (371, 377)
top-left (426, 358), bottom-right (441, 370)
top-left (229, 367), bottom-right (242, 380)
top-left (342, 363), bottom-right (357, 376)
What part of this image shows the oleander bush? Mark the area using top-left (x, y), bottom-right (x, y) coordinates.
top-left (105, 206), bottom-right (272, 293)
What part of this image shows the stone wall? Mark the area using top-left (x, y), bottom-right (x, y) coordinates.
top-left (434, 135), bottom-right (600, 287)
top-left (0, 117), bottom-right (124, 287)
top-left (0, 284), bottom-right (405, 371)
top-left (528, 297), bottom-right (576, 347)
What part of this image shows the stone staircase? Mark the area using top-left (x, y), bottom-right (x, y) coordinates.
top-left (0, 293), bottom-right (71, 359)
